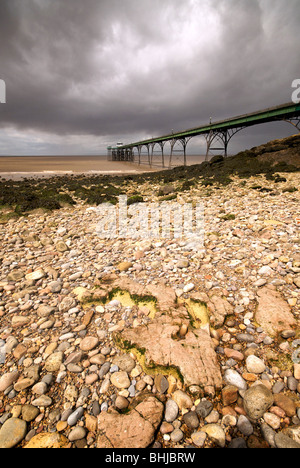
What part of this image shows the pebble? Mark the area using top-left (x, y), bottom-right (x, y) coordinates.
top-left (32, 396), bottom-right (52, 407)
top-left (237, 415), bottom-right (253, 436)
top-left (274, 432), bottom-right (300, 449)
top-left (172, 390), bottom-right (193, 410)
top-left (0, 168), bottom-right (300, 449)
top-left (246, 355), bottom-right (266, 374)
top-left (191, 431), bottom-right (207, 447)
top-left (182, 411), bottom-right (199, 429)
top-left (0, 371), bottom-right (19, 392)
top-left (79, 336), bottom-right (99, 351)
top-left (0, 418), bottom-right (27, 448)
top-left (263, 412), bottom-right (281, 430)
top-left (67, 407), bottom-right (84, 426)
top-left (183, 283), bottom-right (195, 293)
top-left (110, 371), bottom-right (130, 389)
top-left (170, 428), bottom-right (184, 442)
top-left (243, 385), bottom-right (274, 420)
top-left (164, 399), bottom-right (179, 423)
top-left (224, 369), bottom-right (247, 390)
top-left (202, 424), bottom-right (226, 448)
top-left (68, 426), bottom-right (86, 442)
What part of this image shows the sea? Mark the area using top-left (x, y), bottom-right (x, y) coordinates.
top-left (0, 154), bottom-right (207, 180)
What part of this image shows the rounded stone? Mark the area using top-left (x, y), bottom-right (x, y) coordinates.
top-left (79, 336), bottom-right (99, 352)
top-left (243, 384), bottom-right (274, 420)
top-left (164, 399), bottom-right (179, 423)
top-left (0, 371), bottom-right (19, 392)
top-left (67, 407), bottom-right (84, 426)
top-left (24, 432), bottom-right (68, 448)
top-left (55, 241), bottom-right (68, 252)
top-left (64, 384), bottom-right (78, 402)
top-left (37, 305), bottom-right (54, 318)
top-left (237, 415), bottom-right (253, 436)
top-left (224, 369), bottom-right (247, 390)
top-left (196, 400), bottom-right (213, 419)
top-left (246, 355), bottom-right (266, 374)
top-left (25, 269), bottom-right (45, 281)
top-left (14, 378), bottom-right (35, 392)
top-left (183, 411), bottom-right (199, 429)
top-left (115, 396), bottom-right (129, 410)
top-left (68, 426), bottom-right (86, 442)
top-left (0, 418), bottom-right (27, 448)
top-left (31, 382), bottom-right (47, 395)
top-left (110, 371), bottom-right (130, 389)
top-left (274, 432), bottom-right (300, 449)
top-left (32, 396), bottom-right (53, 407)
top-left (172, 390), bottom-right (193, 410)
top-left (45, 352), bottom-right (63, 372)
top-left (191, 431), bottom-right (207, 447)
top-left (202, 423), bottom-right (226, 448)
top-left (21, 405), bottom-right (40, 422)
top-left (263, 412), bottom-right (281, 430)
top-left (170, 428), bottom-right (184, 442)
top-left (154, 374), bottom-right (169, 394)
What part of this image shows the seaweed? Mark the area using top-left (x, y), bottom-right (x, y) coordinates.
top-left (127, 195), bottom-right (144, 205)
top-left (0, 134), bottom-right (298, 216)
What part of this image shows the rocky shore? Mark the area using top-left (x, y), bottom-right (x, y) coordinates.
top-left (0, 137), bottom-right (300, 449)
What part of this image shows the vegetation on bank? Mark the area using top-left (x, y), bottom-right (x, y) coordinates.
top-left (0, 134), bottom-right (299, 221)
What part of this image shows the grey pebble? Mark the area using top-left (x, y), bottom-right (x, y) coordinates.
top-left (170, 428), bottom-right (184, 443)
top-left (237, 415), bottom-right (253, 436)
top-left (228, 438), bottom-right (247, 448)
top-left (68, 426), bottom-right (86, 442)
top-left (272, 381), bottom-right (285, 394)
top-left (164, 399), bottom-right (179, 423)
top-left (274, 432), bottom-right (300, 449)
top-left (99, 362), bottom-right (111, 379)
top-left (195, 400), bottom-right (213, 419)
top-left (67, 407), bottom-right (84, 426)
top-left (236, 333), bottom-right (255, 343)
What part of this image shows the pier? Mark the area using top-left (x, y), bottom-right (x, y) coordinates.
top-left (107, 102), bottom-right (300, 167)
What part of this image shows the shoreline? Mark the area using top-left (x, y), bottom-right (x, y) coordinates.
top-left (0, 169), bottom-right (160, 181)
top-left (0, 155), bottom-right (207, 180)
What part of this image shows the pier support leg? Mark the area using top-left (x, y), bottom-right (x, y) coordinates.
top-left (150, 142), bottom-right (165, 167)
top-left (283, 118), bottom-right (300, 132)
top-left (205, 127), bottom-right (243, 160)
top-left (168, 137), bottom-right (190, 168)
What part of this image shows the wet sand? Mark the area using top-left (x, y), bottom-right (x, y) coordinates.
top-left (0, 155), bottom-right (206, 180)
top-left (0, 155), bottom-right (161, 180)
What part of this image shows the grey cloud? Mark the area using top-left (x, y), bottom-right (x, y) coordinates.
top-left (0, 0), bottom-right (299, 154)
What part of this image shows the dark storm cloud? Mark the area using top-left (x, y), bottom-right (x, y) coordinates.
top-left (0, 0), bottom-right (299, 154)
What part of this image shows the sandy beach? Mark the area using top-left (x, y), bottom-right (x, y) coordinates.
top-left (0, 156), bottom-right (161, 180)
top-left (0, 135), bottom-right (299, 449)
top-left (0, 155), bottom-right (207, 180)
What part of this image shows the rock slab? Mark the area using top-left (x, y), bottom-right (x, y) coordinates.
top-left (97, 395), bottom-right (164, 448)
top-left (255, 286), bottom-right (297, 337)
top-left (115, 315), bottom-right (222, 395)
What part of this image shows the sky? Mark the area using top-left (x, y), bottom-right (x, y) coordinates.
top-left (0, 0), bottom-right (299, 156)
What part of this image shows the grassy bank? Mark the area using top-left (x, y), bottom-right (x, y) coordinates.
top-left (0, 134), bottom-right (299, 221)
